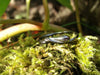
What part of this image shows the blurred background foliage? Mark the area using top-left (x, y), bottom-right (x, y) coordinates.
top-left (1, 0), bottom-right (100, 35)
top-left (0, 0), bottom-right (10, 17)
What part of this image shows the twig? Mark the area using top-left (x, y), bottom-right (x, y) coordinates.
top-left (0, 19), bottom-right (42, 25)
top-left (0, 41), bottom-right (18, 50)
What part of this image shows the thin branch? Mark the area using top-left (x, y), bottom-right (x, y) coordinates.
top-left (0, 41), bottom-right (18, 50)
top-left (0, 19), bottom-right (42, 26)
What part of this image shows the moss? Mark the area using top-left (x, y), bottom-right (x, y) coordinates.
top-left (0, 33), bottom-right (100, 75)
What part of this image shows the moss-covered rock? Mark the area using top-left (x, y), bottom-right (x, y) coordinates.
top-left (0, 34), bottom-right (100, 75)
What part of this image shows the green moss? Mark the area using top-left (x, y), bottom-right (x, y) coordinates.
top-left (0, 34), bottom-right (100, 75)
top-left (75, 35), bottom-right (99, 75)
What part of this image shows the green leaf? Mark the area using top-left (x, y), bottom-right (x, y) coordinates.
top-left (0, 0), bottom-right (10, 17)
top-left (57, 0), bottom-right (73, 10)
